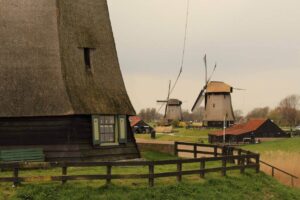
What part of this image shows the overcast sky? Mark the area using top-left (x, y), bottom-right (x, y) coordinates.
top-left (107, 0), bottom-right (300, 115)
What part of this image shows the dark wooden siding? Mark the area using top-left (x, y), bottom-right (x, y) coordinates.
top-left (0, 115), bottom-right (140, 161)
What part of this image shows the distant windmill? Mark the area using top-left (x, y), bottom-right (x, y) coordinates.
top-left (157, 81), bottom-right (183, 124)
top-left (191, 55), bottom-right (244, 127)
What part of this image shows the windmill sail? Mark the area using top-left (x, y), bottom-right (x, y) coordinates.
top-left (164, 80), bottom-right (172, 117)
top-left (191, 86), bottom-right (206, 112)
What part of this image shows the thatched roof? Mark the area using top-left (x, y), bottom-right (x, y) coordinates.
top-left (167, 99), bottom-right (182, 106)
top-left (0, 0), bottom-right (135, 117)
top-left (206, 81), bottom-right (232, 93)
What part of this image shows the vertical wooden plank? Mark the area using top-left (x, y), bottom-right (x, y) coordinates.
top-left (214, 146), bottom-right (218, 157)
top-left (149, 163), bottom-right (154, 187)
top-left (13, 168), bottom-right (19, 187)
top-left (227, 147), bottom-right (234, 163)
top-left (62, 166), bottom-right (67, 184)
top-left (255, 154), bottom-right (260, 173)
top-left (200, 160), bottom-right (205, 178)
top-left (291, 177), bottom-right (294, 187)
top-left (174, 142), bottom-right (178, 156)
top-left (240, 157), bottom-right (245, 174)
top-left (221, 146), bottom-right (225, 156)
top-left (238, 149), bottom-right (242, 165)
top-left (106, 165), bottom-right (112, 185)
top-left (246, 151), bottom-right (251, 165)
top-left (193, 144), bottom-right (197, 158)
top-left (272, 167), bottom-right (275, 177)
top-left (177, 162), bottom-right (182, 182)
top-left (221, 157), bottom-right (227, 176)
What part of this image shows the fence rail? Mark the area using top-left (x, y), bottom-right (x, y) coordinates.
top-left (175, 141), bottom-right (299, 187)
top-left (260, 160), bottom-right (298, 187)
top-left (0, 146), bottom-right (259, 187)
top-left (174, 141), bottom-right (252, 158)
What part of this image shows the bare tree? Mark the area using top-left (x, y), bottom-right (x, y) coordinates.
top-left (234, 109), bottom-right (244, 123)
top-left (246, 107), bottom-right (270, 119)
top-left (278, 94), bottom-right (300, 128)
top-left (181, 107), bottom-right (205, 122)
top-left (268, 107), bottom-right (283, 125)
top-left (138, 108), bottom-right (162, 122)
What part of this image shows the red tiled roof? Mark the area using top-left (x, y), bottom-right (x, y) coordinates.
top-left (129, 116), bottom-right (142, 127)
top-left (210, 119), bottom-right (268, 136)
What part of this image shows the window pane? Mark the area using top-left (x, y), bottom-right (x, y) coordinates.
top-left (99, 116), bottom-right (105, 124)
top-left (99, 116), bottom-right (116, 143)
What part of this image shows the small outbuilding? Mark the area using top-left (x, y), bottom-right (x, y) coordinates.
top-left (129, 116), bottom-right (154, 134)
top-left (209, 119), bottom-right (288, 143)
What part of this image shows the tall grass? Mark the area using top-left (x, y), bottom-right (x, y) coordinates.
top-left (259, 151), bottom-right (300, 188)
top-left (243, 138), bottom-right (300, 188)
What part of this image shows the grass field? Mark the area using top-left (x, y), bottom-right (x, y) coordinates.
top-left (1, 151), bottom-right (300, 200)
top-left (135, 128), bottom-right (217, 143)
top-left (242, 137), bottom-right (300, 187)
top-left (243, 137), bottom-right (300, 153)
top-left (137, 127), bottom-right (300, 188)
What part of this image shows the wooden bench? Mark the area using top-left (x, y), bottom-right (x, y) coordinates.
top-left (0, 148), bottom-right (45, 162)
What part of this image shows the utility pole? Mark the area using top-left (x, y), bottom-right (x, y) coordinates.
top-left (223, 116), bottom-right (226, 145)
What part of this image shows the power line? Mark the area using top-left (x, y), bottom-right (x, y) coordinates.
top-left (157, 0), bottom-right (190, 114)
top-left (169, 0), bottom-right (190, 96)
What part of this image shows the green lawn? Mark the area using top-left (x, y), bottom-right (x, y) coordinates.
top-left (243, 137), bottom-right (300, 153)
top-left (135, 128), bottom-right (218, 143)
top-left (1, 151), bottom-right (300, 200)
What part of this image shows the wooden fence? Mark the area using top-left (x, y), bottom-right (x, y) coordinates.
top-left (260, 160), bottom-right (298, 187)
top-left (175, 141), bottom-right (299, 187)
top-left (0, 142), bottom-right (260, 187)
top-left (174, 141), bottom-right (255, 159)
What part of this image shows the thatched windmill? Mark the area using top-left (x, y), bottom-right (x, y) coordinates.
top-left (192, 55), bottom-right (238, 127)
top-left (0, 0), bottom-right (139, 162)
top-left (157, 81), bottom-right (183, 123)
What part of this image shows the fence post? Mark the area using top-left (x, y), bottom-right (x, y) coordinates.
top-left (13, 168), bottom-right (19, 187)
top-left (149, 163), bottom-right (154, 187)
top-left (272, 167), bottom-right (275, 177)
top-left (240, 157), bottom-right (245, 174)
top-left (177, 162), bottom-right (182, 182)
top-left (246, 151), bottom-right (251, 165)
top-left (255, 154), bottom-right (260, 173)
top-left (238, 149), bottom-right (242, 165)
top-left (291, 177), bottom-right (294, 187)
top-left (200, 160), bottom-right (205, 178)
top-left (174, 142), bottom-right (178, 156)
top-left (221, 157), bottom-right (227, 176)
top-left (106, 165), bottom-right (112, 185)
top-left (214, 146), bottom-right (218, 157)
top-left (62, 165), bottom-right (67, 184)
top-left (194, 144), bottom-right (197, 158)
top-left (228, 147), bottom-right (234, 163)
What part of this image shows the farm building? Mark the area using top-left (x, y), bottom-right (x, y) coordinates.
top-left (129, 116), bottom-right (154, 134)
top-left (208, 119), bottom-right (288, 143)
top-left (0, 0), bottom-right (140, 162)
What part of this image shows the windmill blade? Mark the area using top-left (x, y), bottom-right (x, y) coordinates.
top-left (207, 63), bottom-right (217, 83)
top-left (233, 87), bottom-right (246, 91)
top-left (191, 88), bottom-right (206, 112)
top-left (203, 54), bottom-right (207, 84)
top-left (157, 100), bottom-right (168, 103)
top-left (164, 80), bottom-right (172, 118)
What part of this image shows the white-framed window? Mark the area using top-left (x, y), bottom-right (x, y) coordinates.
top-left (99, 116), bottom-right (115, 143)
top-left (92, 115), bottom-right (127, 146)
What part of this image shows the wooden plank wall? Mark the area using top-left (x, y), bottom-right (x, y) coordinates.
top-left (0, 115), bottom-right (140, 162)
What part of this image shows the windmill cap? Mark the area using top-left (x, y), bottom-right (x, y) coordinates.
top-left (168, 99), bottom-right (182, 105)
top-left (206, 81), bottom-right (233, 93)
